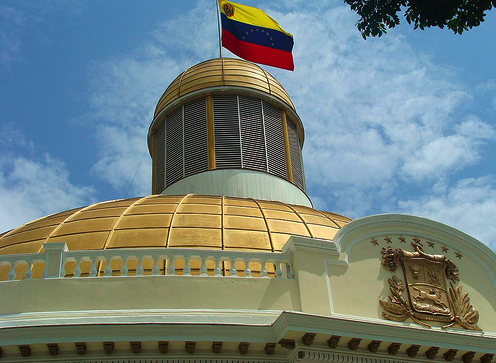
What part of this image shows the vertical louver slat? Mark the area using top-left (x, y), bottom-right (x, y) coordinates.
top-left (213, 95), bottom-right (242, 168)
top-left (184, 98), bottom-right (208, 177)
top-left (263, 102), bottom-right (287, 180)
top-left (287, 120), bottom-right (305, 190)
top-left (155, 121), bottom-right (166, 194)
top-left (239, 97), bottom-right (267, 172)
top-left (166, 107), bottom-right (183, 187)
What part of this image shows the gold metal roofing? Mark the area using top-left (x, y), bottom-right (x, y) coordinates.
top-left (154, 58), bottom-right (295, 118)
top-left (0, 194), bottom-right (350, 256)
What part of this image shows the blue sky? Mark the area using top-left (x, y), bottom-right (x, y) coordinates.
top-left (1, 0), bottom-right (495, 251)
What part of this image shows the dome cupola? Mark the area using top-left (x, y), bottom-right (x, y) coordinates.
top-left (148, 58), bottom-right (310, 206)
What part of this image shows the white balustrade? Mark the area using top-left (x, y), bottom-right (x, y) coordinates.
top-left (0, 243), bottom-right (294, 281)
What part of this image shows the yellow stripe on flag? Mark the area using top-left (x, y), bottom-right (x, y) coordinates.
top-left (218, 0), bottom-right (293, 37)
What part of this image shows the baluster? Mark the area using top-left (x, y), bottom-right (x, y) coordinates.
top-left (199, 256), bottom-right (207, 277)
top-left (152, 256), bottom-right (160, 275)
top-left (121, 257), bottom-right (128, 276)
top-left (244, 258), bottom-right (251, 277)
top-left (260, 259), bottom-right (268, 278)
top-left (61, 258), bottom-right (66, 278)
top-left (229, 258), bottom-right (237, 277)
top-left (8, 262), bottom-right (16, 281)
top-left (287, 263), bottom-right (294, 279)
top-left (104, 257), bottom-right (112, 277)
top-left (275, 260), bottom-right (283, 278)
top-left (167, 256), bottom-right (175, 276)
top-left (74, 258), bottom-right (81, 277)
top-left (183, 256), bottom-right (191, 276)
top-left (89, 258), bottom-right (97, 277)
top-left (214, 257), bottom-right (221, 277)
top-left (136, 256), bottom-right (144, 276)
top-left (24, 260), bottom-right (33, 280)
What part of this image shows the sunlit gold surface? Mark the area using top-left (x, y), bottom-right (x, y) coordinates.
top-left (0, 194), bottom-right (350, 256)
top-left (154, 58), bottom-right (295, 119)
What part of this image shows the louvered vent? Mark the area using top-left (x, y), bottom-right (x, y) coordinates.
top-left (263, 102), bottom-right (287, 180)
top-left (166, 107), bottom-right (183, 187)
top-left (155, 121), bottom-right (166, 194)
top-left (213, 95), bottom-right (242, 168)
top-left (239, 97), bottom-right (267, 172)
top-left (287, 120), bottom-right (305, 190)
top-left (184, 98), bottom-right (208, 177)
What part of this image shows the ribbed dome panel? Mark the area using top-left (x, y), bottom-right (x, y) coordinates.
top-left (0, 195), bottom-right (351, 257)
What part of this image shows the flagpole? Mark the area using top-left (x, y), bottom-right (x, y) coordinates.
top-left (216, 0), bottom-right (223, 58)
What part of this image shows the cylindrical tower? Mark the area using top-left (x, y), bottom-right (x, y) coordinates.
top-left (148, 58), bottom-right (310, 207)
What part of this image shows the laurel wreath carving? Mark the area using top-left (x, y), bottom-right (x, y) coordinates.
top-left (379, 243), bottom-right (481, 331)
top-left (442, 283), bottom-right (481, 331)
top-left (379, 275), bottom-right (431, 328)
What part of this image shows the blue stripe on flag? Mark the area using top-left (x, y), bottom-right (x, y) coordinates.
top-left (221, 13), bottom-right (293, 53)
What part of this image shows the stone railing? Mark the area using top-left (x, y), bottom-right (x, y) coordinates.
top-left (0, 242), bottom-right (294, 281)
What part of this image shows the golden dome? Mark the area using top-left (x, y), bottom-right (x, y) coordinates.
top-left (0, 194), bottom-right (350, 256)
top-left (154, 58), bottom-right (295, 119)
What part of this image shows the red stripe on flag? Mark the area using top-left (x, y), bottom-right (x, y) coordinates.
top-left (222, 30), bottom-right (294, 71)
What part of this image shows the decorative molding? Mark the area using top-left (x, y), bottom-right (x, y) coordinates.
top-left (186, 341), bottom-right (196, 354)
top-left (443, 349), bottom-right (458, 361)
top-left (104, 342), bottom-right (114, 355)
top-left (279, 339), bottom-right (296, 350)
top-left (158, 341), bottom-right (169, 354)
top-left (425, 347), bottom-right (439, 359)
top-left (406, 345), bottom-right (420, 357)
top-left (239, 342), bottom-right (250, 355)
top-left (213, 341), bottom-right (223, 354)
top-left (463, 351), bottom-right (476, 363)
top-left (387, 343), bottom-right (400, 355)
top-left (47, 343), bottom-right (59, 356)
top-left (76, 342), bottom-right (87, 355)
top-left (481, 354), bottom-right (494, 363)
top-left (5, 358), bottom-right (291, 363)
top-left (18, 345), bottom-right (31, 357)
top-left (347, 338), bottom-right (361, 351)
top-left (282, 236), bottom-right (340, 257)
top-left (0, 308), bottom-right (282, 330)
top-left (265, 343), bottom-right (276, 355)
top-left (293, 349), bottom-right (429, 363)
top-left (367, 340), bottom-right (381, 353)
top-left (327, 336), bottom-right (341, 349)
top-left (301, 333), bottom-right (316, 346)
top-left (130, 341), bottom-right (141, 354)
top-left (275, 309), bottom-right (496, 351)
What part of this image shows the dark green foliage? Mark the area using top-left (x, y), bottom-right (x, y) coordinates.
top-left (344, 0), bottom-right (496, 38)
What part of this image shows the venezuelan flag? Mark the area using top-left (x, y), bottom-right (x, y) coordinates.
top-left (218, 0), bottom-right (294, 71)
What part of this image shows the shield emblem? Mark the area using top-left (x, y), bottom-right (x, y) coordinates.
top-left (401, 257), bottom-right (452, 320)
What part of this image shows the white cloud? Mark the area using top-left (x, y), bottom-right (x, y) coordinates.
top-left (0, 5), bottom-right (28, 69)
top-left (0, 123), bottom-right (96, 233)
top-left (0, 152), bottom-right (95, 234)
top-left (398, 177), bottom-right (496, 249)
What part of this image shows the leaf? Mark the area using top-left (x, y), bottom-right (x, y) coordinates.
top-left (383, 311), bottom-right (410, 322)
top-left (379, 300), bottom-right (408, 314)
top-left (448, 283), bottom-right (482, 331)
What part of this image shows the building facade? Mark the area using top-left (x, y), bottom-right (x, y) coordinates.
top-left (0, 58), bottom-right (494, 363)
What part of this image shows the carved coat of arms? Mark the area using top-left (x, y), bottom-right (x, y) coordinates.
top-left (380, 243), bottom-right (481, 330)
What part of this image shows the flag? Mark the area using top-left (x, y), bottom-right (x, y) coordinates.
top-left (218, 0), bottom-right (294, 71)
